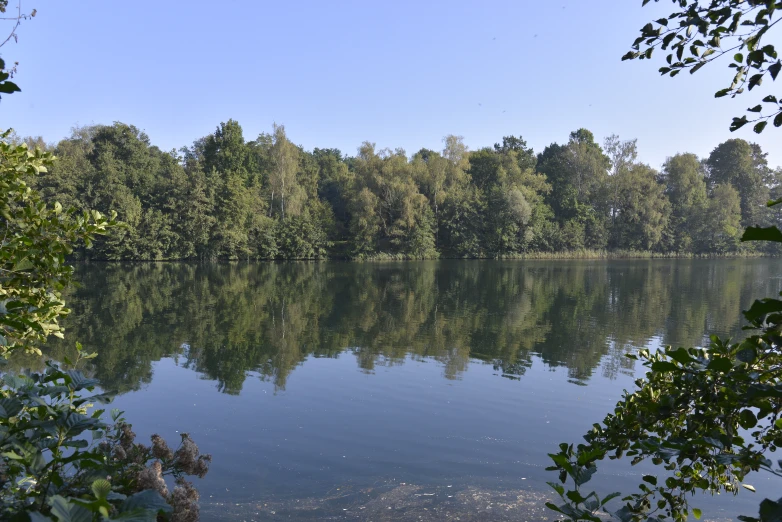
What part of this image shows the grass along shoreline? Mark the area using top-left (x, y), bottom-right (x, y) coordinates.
top-left (74, 249), bottom-right (773, 263)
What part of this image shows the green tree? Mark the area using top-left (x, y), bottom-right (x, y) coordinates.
top-left (537, 129), bottom-right (611, 249)
top-left (706, 138), bottom-right (770, 229)
top-left (610, 164), bottom-right (671, 250)
top-left (269, 123), bottom-right (301, 220)
top-left (702, 183), bottom-right (743, 253)
top-left (661, 153), bottom-right (708, 251)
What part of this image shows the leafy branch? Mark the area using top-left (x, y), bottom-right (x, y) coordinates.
top-left (623, 0), bottom-right (782, 133)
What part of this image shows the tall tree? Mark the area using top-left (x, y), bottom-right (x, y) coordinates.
top-left (610, 164), bottom-right (670, 250)
top-left (537, 129), bottom-right (610, 249)
top-left (661, 153), bottom-right (708, 251)
top-left (269, 123), bottom-right (300, 220)
top-left (706, 139), bottom-right (769, 228)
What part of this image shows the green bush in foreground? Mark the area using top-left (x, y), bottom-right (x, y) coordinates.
top-left (1, 346), bottom-right (211, 521)
top-left (0, 130), bottom-right (211, 520)
top-left (546, 1), bottom-right (782, 520)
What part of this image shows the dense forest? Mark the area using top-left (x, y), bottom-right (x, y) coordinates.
top-left (17, 121), bottom-right (782, 259)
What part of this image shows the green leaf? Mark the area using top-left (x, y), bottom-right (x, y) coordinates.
top-left (770, 61), bottom-right (781, 80)
top-left (736, 346), bottom-right (757, 363)
top-left (739, 410), bottom-right (757, 429)
top-left (707, 357), bottom-right (732, 372)
top-left (691, 62), bottom-right (705, 74)
top-left (0, 397), bottom-right (23, 418)
top-left (566, 490), bottom-right (586, 504)
top-left (48, 496), bottom-right (93, 522)
top-left (731, 116), bottom-right (749, 131)
top-left (91, 478), bottom-right (112, 500)
top-left (28, 513), bottom-right (55, 522)
top-left (754, 121), bottom-right (768, 133)
top-left (666, 347), bottom-right (694, 364)
top-left (775, 112), bottom-right (782, 128)
top-left (65, 369), bottom-right (99, 389)
top-left (741, 226), bottom-right (782, 243)
top-left (576, 446), bottom-right (605, 465)
top-left (651, 361), bottom-right (679, 372)
top-left (693, 508), bottom-right (702, 519)
top-left (744, 298), bottom-right (782, 323)
top-left (0, 81), bottom-right (21, 94)
top-left (759, 498), bottom-right (782, 522)
top-left (110, 509), bottom-right (161, 521)
top-left (547, 481), bottom-right (565, 495)
top-left (748, 73), bottom-right (763, 90)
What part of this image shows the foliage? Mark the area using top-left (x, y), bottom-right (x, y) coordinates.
top-left (0, 130), bottom-right (211, 520)
top-left (0, 131), bottom-right (116, 356)
top-left (0, 345), bottom-right (211, 521)
top-left (26, 119), bottom-right (780, 260)
top-left (545, 228), bottom-right (782, 521)
top-left (706, 138), bottom-right (770, 229)
top-left (546, 3), bottom-right (782, 521)
top-left (547, 150), bottom-right (782, 522)
top-left (623, 0), bottom-right (781, 133)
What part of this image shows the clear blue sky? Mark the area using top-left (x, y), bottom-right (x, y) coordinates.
top-left (2, 0), bottom-right (780, 169)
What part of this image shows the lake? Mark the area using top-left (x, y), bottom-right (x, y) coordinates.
top-left (40, 259), bottom-right (782, 521)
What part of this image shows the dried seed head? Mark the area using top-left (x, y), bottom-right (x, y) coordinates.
top-left (174, 434), bottom-right (200, 475)
top-left (151, 434), bottom-right (174, 461)
top-left (171, 478), bottom-right (200, 522)
top-left (136, 461), bottom-right (169, 498)
top-left (119, 422), bottom-right (136, 450)
top-left (193, 454), bottom-right (212, 479)
top-left (111, 445), bottom-right (127, 461)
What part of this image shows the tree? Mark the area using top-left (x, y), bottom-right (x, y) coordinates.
top-left (622, 0), bottom-right (782, 133)
top-left (706, 138), bottom-right (770, 228)
top-left (485, 185), bottom-right (533, 256)
top-left (604, 134), bottom-right (639, 228)
top-left (413, 148), bottom-right (447, 247)
top-left (610, 164), bottom-right (671, 250)
top-left (494, 135), bottom-right (537, 172)
top-left (661, 153), bottom-right (708, 251)
top-left (537, 129), bottom-right (611, 249)
top-left (269, 123), bottom-right (300, 220)
top-left (702, 182), bottom-right (743, 253)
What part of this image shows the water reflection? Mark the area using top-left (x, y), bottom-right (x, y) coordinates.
top-left (37, 259), bottom-right (782, 395)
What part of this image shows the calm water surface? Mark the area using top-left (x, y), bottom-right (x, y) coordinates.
top-left (40, 259), bottom-right (782, 520)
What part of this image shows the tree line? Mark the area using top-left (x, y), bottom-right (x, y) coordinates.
top-left (20, 121), bottom-right (782, 260)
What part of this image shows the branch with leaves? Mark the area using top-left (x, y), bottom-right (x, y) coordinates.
top-left (623, 0), bottom-right (781, 133)
top-left (546, 206), bottom-right (782, 522)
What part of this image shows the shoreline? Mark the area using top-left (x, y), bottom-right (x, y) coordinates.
top-left (71, 250), bottom-right (775, 263)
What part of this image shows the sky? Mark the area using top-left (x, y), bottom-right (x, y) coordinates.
top-left (1, 0), bottom-right (780, 169)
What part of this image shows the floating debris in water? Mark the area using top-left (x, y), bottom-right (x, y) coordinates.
top-left (200, 481), bottom-right (557, 521)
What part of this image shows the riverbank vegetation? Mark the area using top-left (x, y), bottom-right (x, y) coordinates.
top-left (17, 121), bottom-right (781, 260)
